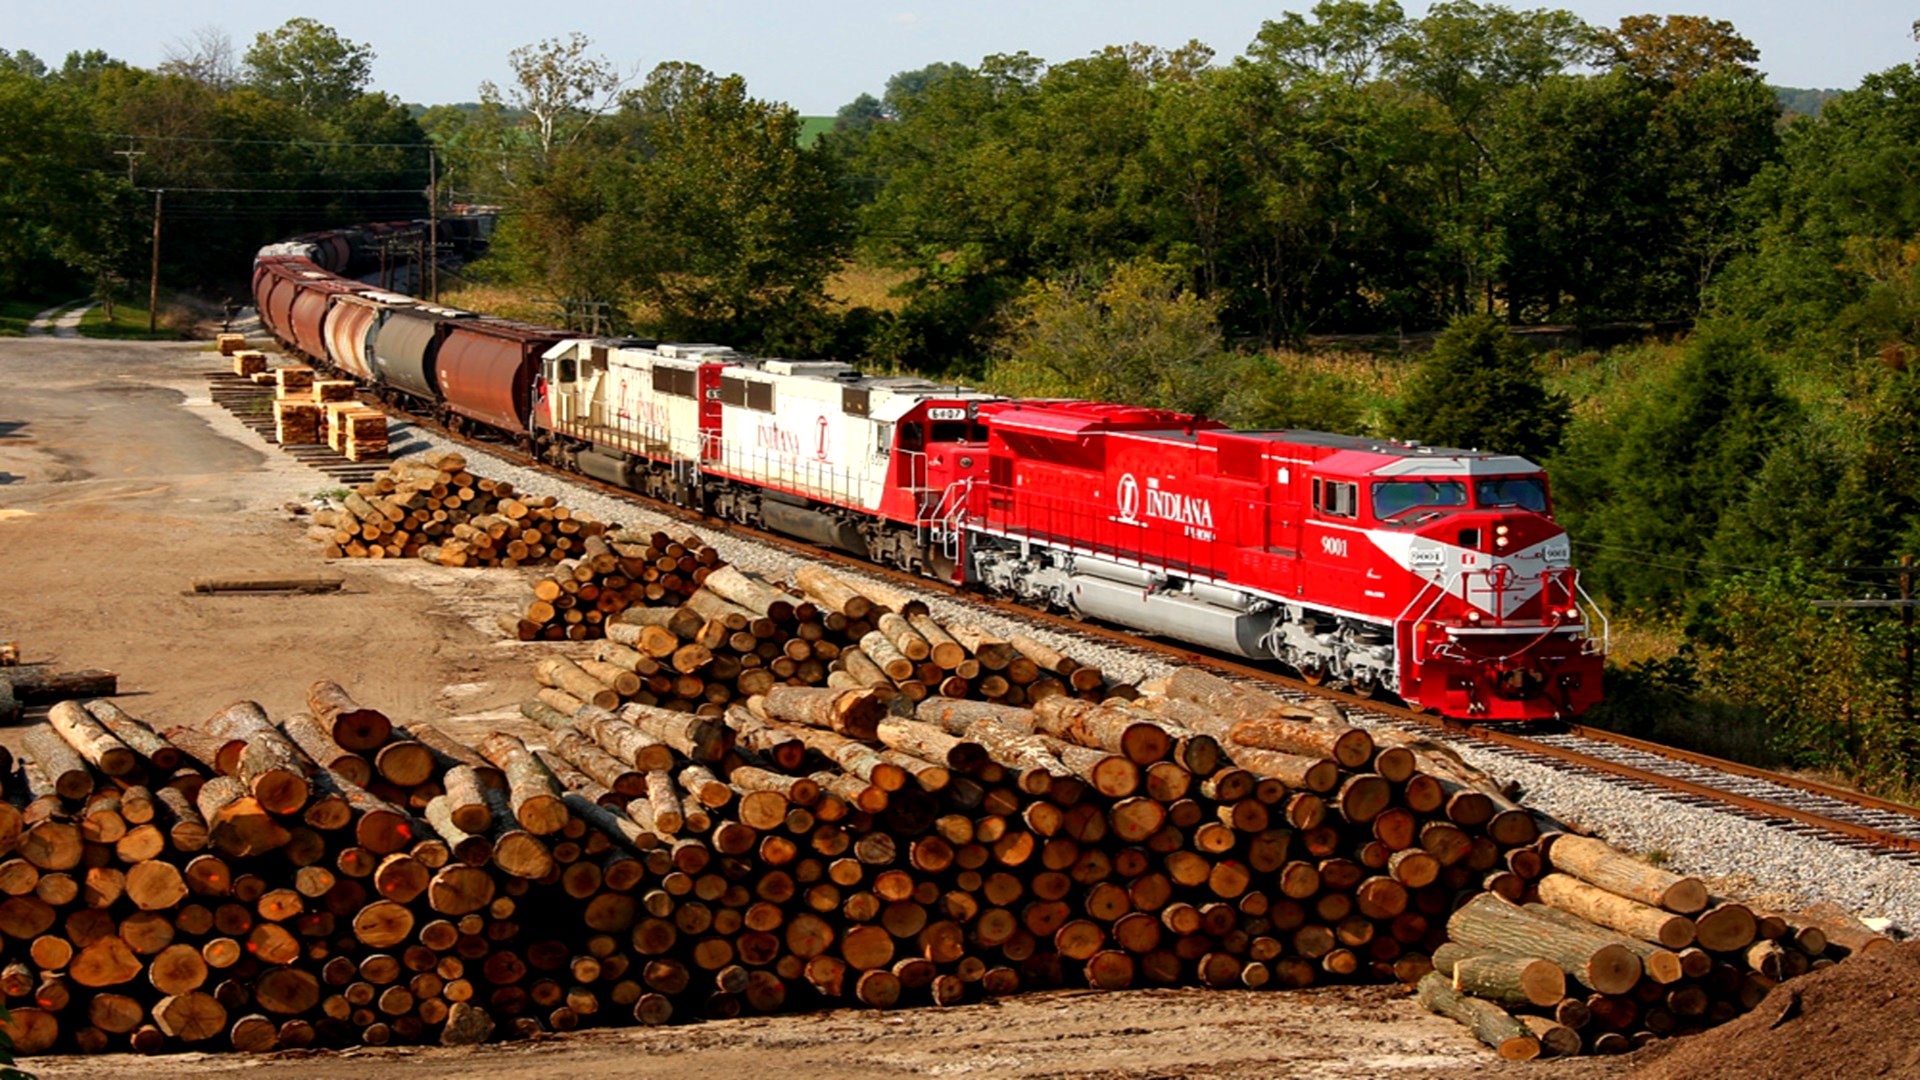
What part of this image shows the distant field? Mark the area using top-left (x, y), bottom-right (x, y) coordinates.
top-left (798, 116), bottom-right (835, 145)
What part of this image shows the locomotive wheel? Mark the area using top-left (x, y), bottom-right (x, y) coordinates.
top-left (1298, 658), bottom-right (1328, 686)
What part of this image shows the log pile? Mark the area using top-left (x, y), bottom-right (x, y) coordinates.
top-left (504, 533), bottom-right (721, 643)
top-left (0, 663), bottom-right (1866, 1061)
top-left (306, 453), bottom-right (602, 566)
top-left (1417, 839), bottom-right (1854, 1058)
top-left (526, 563), bottom-right (1116, 711)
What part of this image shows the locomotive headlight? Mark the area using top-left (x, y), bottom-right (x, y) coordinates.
top-left (1467, 611), bottom-right (1482, 623)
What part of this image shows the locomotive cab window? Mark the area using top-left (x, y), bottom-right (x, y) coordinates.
top-left (928, 421), bottom-right (987, 443)
top-left (556, 358), bottom-right (576, 382)
top-left (1372, 479), bottom-right (1468, 525)
top-left (1475, 476), bottom-right (1549, 513)
top-left (898, 423), bottom-right (926, 452)
top-left (1313, 478), bottom-right (1358, 518)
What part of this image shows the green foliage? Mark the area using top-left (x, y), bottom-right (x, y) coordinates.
top-left (1687, 564), bottom-right (1914, 783)
top-left (1575, 323), bottom-right (1798, 609)
top-left (1241, 359), bottom-right (1370, 434)
top-left (1388, 313), bottom-right (1569, 457)
top-left (243, 17), bottom-right (374, 116)
top-left (985, 258), bottom-right (1243, 418)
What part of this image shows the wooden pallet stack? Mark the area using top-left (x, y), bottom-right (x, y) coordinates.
top-left (526, 563), bottom-right (1114, 711)
top-left (0, 668), bottom-right (1864, 1060)
top-left (307, 453), bottom-right (602, 566)
top-left (506, 533), bottom-right (721, 642)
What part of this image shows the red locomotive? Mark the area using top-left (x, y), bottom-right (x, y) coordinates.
top-left (256, 223), bottom-right (1605, 721)
top-left (943, 400), bottom-right (1604, 719)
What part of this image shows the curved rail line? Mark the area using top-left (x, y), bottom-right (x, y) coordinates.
top-left (321, 387), bottom-right (1920, 863)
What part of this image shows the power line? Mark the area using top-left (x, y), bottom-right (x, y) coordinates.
top-left (103, 132), bottom-right (432, 149)
top-left (136, 187), bottom-right (427, 194)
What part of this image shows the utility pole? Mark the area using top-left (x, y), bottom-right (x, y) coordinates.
top-left (147, 190), bottom-right (163, 333)
top-left (428, 146), bottom-right (440, 303)
top-left (113, 147), bottom-right (145, 184)
top-left (1903, 554), bottom-right (1914, 741)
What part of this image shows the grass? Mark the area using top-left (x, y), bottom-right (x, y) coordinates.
top-left (825, 263), bottom-right (914, 313)
top-left (79, 299), bottom-right (190, 341)
top-left (438, 283), bottom-right (572, 327)
top-left (0, 298), bottom-right (54, 336)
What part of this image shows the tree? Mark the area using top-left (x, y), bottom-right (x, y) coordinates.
top-left (243, 18), bottom-right (374, 116)
top-left (481, 32), bottom-right (630, 167)
top-left (1388, 313), bottom-right (1569, 458)
top-left (987, 258), bottom-right (1242, 418)
top-left (160, 25), bottom-right (238, 89)
top-left (833, 92), bottom-right (886, 132)
top-left (1601, 14), bottom-right (1759, 89)
top-left (1585, 323), bottom-right (1798, 607)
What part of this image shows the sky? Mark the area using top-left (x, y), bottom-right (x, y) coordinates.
top-left (8, 1), bottom-right (1916, 113)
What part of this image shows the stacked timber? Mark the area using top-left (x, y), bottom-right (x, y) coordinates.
top-left (506, 532), bottom-right (720, 643)
top-left (307, 453), bottom-right (602, 566)
top-left (0, 668), bottom-right (1863, 1061)
top-left (273, 368), bottom-right (314, 399)
top-left (215, 333), bottom-right (246, 356)
top-left (530, 563), bottom-right (1116, 710)
top-left (273, 400), bottom-right (321, 446)
top-left (231, 351), bottom-right (266, 378)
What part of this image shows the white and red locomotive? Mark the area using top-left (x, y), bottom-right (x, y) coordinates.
top-left (255, 233), bottom-right (1606, 721)
top-left (530, 343), bottom-right (1604, 720)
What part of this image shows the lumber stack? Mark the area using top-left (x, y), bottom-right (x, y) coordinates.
top-left (506, 532), bottom-right (721, 642)
top-left (231, 351), bottom-right (266, 378)
top-left (273, 400), bottom-right (321, 446)
top-left (273, 368), bottom-right (314, 399)
top-left (527, 563), bottom-right (1114, 710)
top-left (307, 453), bottom-right (600, 565)
top-left (0, 668), bottom-right (1865, 1061)
top-left (312, 381), bottom-right (356, 404)
top-left (216, 333), bottom-right (246, 356)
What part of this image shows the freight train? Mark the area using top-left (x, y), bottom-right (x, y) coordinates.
top-left (254, 219), bottom-right (1606, 720)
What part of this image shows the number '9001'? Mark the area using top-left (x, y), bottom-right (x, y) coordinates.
top-left (1320, 535), bottom-right (1349, 558)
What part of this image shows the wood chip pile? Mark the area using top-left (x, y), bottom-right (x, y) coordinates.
top-left (307, 453), bottom-right (600, 566)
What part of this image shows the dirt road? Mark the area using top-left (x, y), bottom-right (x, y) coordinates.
top-left (0, 337), bottom-right (1652, 1077)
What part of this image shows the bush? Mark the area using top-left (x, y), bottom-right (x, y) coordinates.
top-left (1388, 314), bottom-right (1570, 458)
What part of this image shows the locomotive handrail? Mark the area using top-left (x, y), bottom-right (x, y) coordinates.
top-left (1573, 574), bottom-right (1611, 656)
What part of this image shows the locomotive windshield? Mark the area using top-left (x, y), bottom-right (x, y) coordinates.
top-left (1372, 479), bottom-right (1468, 523)
top-left (1475, 476), bottom-right (1549, 512)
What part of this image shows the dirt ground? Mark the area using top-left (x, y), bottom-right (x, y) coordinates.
top-left (0, 337), bottom-right (1661, 1077)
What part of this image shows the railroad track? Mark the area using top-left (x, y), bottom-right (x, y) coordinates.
top-left (336, 384), bottom-right (1920, 864)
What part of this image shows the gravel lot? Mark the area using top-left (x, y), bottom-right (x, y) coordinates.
top-left (378, 418), bottom-right (1920, 937)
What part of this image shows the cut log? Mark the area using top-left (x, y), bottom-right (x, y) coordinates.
top-left (307, 681), bottom-right (393, 751)
top-left (1416, 972), bottom-right (1540, 1061)
top-left (1545, 834), bottom-right (1707, 914)
top-left (1227, 715), bottom-right (1373, 770)
top-left (279, 711), bottom-right (372, 787)
top-left (1447, 894), bottom-right (1641, 995)
top-left (1536, 873), bottom-right (1696, 950)
top-left (1452, 952), bottom-right (1567, 1008)
top-left (757, 686), bottom-right (883, 741)
top-left (1, 667), bottom-right (118, 704)
top-left (47, 700), bottom-right (139, 776)
top-left (476, 733), bottom-right (570, 836)
top-left (22, 725), bottom-right (94, 800)
top-left (793, 566), bottom-right (874, 620)
top-left (84, 699), bottom-right (181, 770)
top-left (204, 701), bottom-right (312, 814)
top-left (618, 703), bottom-right (730, 763)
